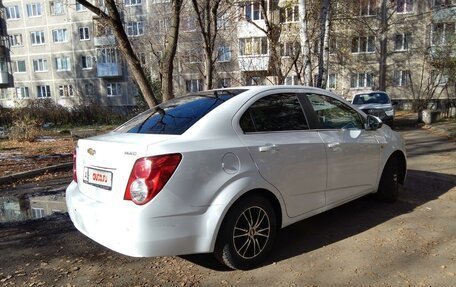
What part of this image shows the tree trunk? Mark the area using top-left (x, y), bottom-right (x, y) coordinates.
top-left (379, 0), bottom-right (388, 91)
top-left (160, 0), bottom-right (182, 101)
top-left (317, 0), bottom-right (330, 88)
top-left (299, 0), bottom-right (312, 86)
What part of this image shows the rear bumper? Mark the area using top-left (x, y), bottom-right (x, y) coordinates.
top-left (66, 181), bottom-right (224, 257)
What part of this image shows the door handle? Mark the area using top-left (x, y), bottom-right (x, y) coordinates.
top-left (327, 142), bottom-right (341, 150)
top-left (259, 144), bottom-right (279, 152)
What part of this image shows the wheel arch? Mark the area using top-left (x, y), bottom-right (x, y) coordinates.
top-left (210, 187), bottom-right (285, 252)
top-left (390, 150), bottom-right (407, 185)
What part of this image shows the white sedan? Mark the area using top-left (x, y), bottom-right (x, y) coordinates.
top-left (66, 86), bottom-right (407, 269)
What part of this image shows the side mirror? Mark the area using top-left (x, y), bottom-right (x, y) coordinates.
top-left (365, 115), bottom-right (383, 131)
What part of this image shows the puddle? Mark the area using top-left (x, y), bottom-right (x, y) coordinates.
top-left (0, 151), bottom-right (25, 161)
top-left (0, 192), bottom-right (67, 223)
top-left (36, 136), bottom-right (57, 142)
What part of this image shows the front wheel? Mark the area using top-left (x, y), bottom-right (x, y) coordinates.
top-left (214, 195), bottom-right (277, 270)
top-left (375, 157), bottom-right (399, 202)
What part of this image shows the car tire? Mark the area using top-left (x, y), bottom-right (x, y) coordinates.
top-left (214, 195), bottom-right (277, 270)
top-left (375, 157), bottom-right (399, 202)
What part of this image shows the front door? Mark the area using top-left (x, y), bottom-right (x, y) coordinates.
top-left (305, 93), bottom-right (381, 205)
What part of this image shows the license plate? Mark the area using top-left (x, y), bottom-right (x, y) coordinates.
top-left (83, 167), bottom-right (113, 190)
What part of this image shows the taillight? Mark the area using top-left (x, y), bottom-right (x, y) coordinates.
top-left (73, 149), bottom-right (77, 182)
top-left (124, 154), bottom-right (182, 205)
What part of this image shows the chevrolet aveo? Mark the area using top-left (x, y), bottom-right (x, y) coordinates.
top-left (66, 86), bottom-right (407, 269)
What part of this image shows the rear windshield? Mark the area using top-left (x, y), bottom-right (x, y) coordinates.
top-left (115, 90), bottom-right (247, 135)
top-left (353, 93), bottom-right (390, 105)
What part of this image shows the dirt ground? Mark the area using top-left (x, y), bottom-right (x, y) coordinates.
top-left (0, 137), bottom-right (75, 177)
top-left (0, 123), bottom-right (455, 286)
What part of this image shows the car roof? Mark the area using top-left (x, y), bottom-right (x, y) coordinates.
top-left (354, 91), bottom-right (389, 96)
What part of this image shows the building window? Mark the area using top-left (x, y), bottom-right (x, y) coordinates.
top-left (218, 78), bottom-right (231, 88)
top-left (394, 33), bottom-right (411, 51)
top-left (98, 48), bottom-right (120, 63)
top-left (351, 36), bottom-right (375, 53)
top-left (433, 0), bottom-right (452, 8)
top-left (239, 37), bottom-right (268, 56)
top-left (13, 60), bottom-right (26, 73)
top-left (85, 83), bottom-right (94, 95)
top-left (246, 76), bottom-right (264, 86)
top-left (354, 0), bottom-right (377, 16)
top-left (81, 56), bottom-right (93, 69)
top-left (217, 47), bottom-right (231, 62)
top-left (79, 27), bottom-right (90, 40)
top-left (33, 59), bottom-right (48, 72)
top-left (50, 1), bottom-right (65, 15)
top-left (58, 85), bottom-right (74, 97)
top-left (186, 79), bottom-right (203, 92)
top-left (9, 34), bottom-right (23, 46)
top-left (32, 208), bottom-right (45, 218)
top-left (431, 70), bottom-right (448, 85)
top-left (157, 18), bottom-right (171, 34)
top-left (282, 41), bottom-right (300, 57)
top-left (328, 74), bottom-right (337, 89)
top-left (282, 5), bottom-right (299, 23)
top-left (52, 29), bottom-right (68, 43)
top-left (284, 76), bottom-right (299, 85)
top-left (6, 6), bottom-right (21, 20)
top-left (37, 85), bottom-right (51, 98)
top-left (15, 87), bottom-right (30, 99)
top-left (243, 1), bottom-right (265, 21)
top-left (181, 17), bottom-right (197, 32)
top-left (125, 0), bottom-right (142, 6)
top-left (431, 23), bottom-right (455, 46)
top-left (26, 3), bottom-right (42, 17)
top-left (329, 38), bottom-right (337, 54)
top-left (106, 83), bottom-right (122, 96)
top-left (126, 21), bottom-right (144, 36)
top-left (31, 31), bottom-right (45, 45)
top-left (217, 13), bottom-right (228, 30)
top-left (184, 48), bottom-right (201, 63)
top-left (393, 70), bottom-right (410, 86)
top-left (396, 0), bottom-right (414, 13)
top-left (55, 57), bottom-right (71, 71)
top-left (75, 1), bottom-right (87, 11)
top-left (351, 72), bottom-right (374, 88)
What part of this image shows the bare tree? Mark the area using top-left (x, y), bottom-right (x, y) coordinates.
top-left (77, 0), bottom-right (159, 107)
top-left (298, 0), bottom-right (312, 86)
top-left (316, 0), bottom-right (330, 88)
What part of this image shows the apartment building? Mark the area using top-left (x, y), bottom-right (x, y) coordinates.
top-left (0, 0), bottom-right (454, 109)
top-left (0, 1), bottom-right (14, 96)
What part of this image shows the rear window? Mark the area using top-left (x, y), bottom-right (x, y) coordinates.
top-left (115, 90), bottom-right (247, 135)
top-left (353, 93), bottom-right (390, 105)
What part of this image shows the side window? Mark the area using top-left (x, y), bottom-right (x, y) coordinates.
top-left (240, 94), bottom-right (309, 133)
top-left (307, 94), bottom-right (364, 129)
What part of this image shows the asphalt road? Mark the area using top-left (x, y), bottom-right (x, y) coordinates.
top-left (0, 126), bottom-right (455, 286)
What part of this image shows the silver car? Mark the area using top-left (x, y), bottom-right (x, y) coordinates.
top-left (66, 86), bottom-right (407, 269)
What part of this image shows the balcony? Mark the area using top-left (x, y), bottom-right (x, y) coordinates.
top-left (97, 63), bottom-right (122, 78)
top-left (0, 71), bottom-right (13, 87)
top-left (94, 35), bottom-right (116, 47)
top-left (238, 55), bottom-right (269, 71)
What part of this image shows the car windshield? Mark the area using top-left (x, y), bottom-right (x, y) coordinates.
top-left (115, 89), bottom-right (247, 135)
top-left (353, 93), bottom-right (390, 105)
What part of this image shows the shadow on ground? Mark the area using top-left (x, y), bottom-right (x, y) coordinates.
top-left (183, 169), bottom-right (456, 270)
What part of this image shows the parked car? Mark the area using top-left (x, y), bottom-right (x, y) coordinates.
top-left (351, 91), bottom-right (395, 127)
top-left (66, 86), bottom-right (407, 270)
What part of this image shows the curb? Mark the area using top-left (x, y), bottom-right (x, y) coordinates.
top-left (0, 162), bottom-right (72, 185)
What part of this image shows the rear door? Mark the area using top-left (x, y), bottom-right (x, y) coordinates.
top-left (236, 92), bottom-right (327, 218)
top-left (304, 93), bottom-right (381, 205)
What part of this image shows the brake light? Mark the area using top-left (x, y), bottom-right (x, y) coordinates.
top-left (124, 154), bottom-right (182, 205)
top-left (73, 149), bottom-right (77, 182)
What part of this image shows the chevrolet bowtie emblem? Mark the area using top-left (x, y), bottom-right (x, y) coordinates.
top-left (87, 148), bottom-right (96, 156)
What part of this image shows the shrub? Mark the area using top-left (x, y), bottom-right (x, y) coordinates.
top-left (8, 114), bottom-right (42, 142)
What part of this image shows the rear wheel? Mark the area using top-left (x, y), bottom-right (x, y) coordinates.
top-left (214, 195), bottom-right (277, 270)
top-left (375, 157), bottom-right (399, 202)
